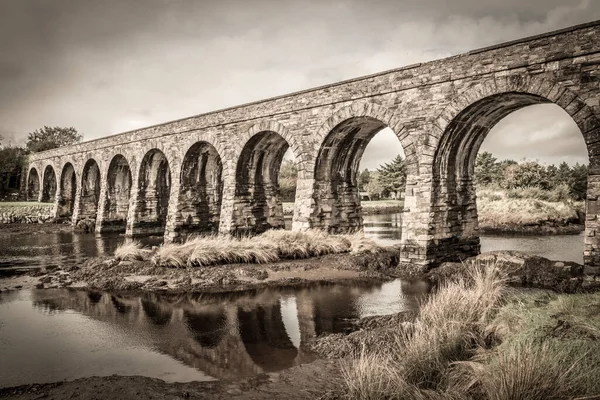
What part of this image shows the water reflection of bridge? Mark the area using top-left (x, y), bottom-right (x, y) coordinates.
top-left (32, 282), bottom-right (425, 379)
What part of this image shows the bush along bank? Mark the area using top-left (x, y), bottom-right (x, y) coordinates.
top-left (476, 187), bottom-right (585, 235)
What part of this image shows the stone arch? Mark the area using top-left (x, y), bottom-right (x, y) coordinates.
top-left (41, 164), bottom-right (57, 203)
top-left (428, 75), bottom-right (600, 266)
top-left (311, 104), bottom-right (409, 233)
top-left (57, 162), bottom-right (77, 218)
top-left (231, 124), bottom-right (294, 234)
top-left (27, 167), bottom-right (40, 201)
top-left (100, 154), bottom-right (133, 232)
top-left (131, 148), bottom-right (172, 236)
top-left (177, 140), bottom-right (224, 235)
top-left (78, 158), bottom-right (102, 222)
top-left (314, 103), bottom-right (415, 173)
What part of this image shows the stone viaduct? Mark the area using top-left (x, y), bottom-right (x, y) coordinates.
top-left (24, 20), bottom-right (600, 269)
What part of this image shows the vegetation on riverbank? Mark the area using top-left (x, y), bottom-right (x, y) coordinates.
top-left (282, 200), bottom-right (404, 216)
top-left (116, 229), bottom-right (382, 268)
top-left (341, 262), bottom-right (600, 399)
top-left (477, 186), bottom-right (584, 233)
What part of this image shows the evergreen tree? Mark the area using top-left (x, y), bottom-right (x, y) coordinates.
top-left (358, 169), bottom-right (371, 191)
top-left (376, 155), bottom-right (406, 199)
top-left (475, 152), bottom-right (501, 185)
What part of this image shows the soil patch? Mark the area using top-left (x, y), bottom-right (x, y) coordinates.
top-left (0, 359), bottom-right (344, 400)
top-left (0, 248), bottom-right (401, 294)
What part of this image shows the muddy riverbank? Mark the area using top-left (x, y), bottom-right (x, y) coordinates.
top-left (0, 359), bottom-right (344, 400)
top-left (1, 248), bottom-right (401, 293)
top-left (1, 250), bottom-right (599, 399)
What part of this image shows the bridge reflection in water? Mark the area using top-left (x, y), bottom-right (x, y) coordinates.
top-left (30, 280), bottom-right (428, 381)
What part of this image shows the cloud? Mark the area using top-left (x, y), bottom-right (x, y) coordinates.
top-left (0, 0), bottom-right (598, 169)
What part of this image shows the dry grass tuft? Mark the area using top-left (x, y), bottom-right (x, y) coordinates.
top-left (453, 339), bottom-right (597, 400)
top-left (343, 262), bottom-right (508, 399)
top-left (341, 349), bottom-right (402, 400)
top-left (343, 263), bottom-right (600, 400)
top-left (114, 240), bottom-right (151, 261)
top-left (341, 232), bottom-right (382, 254)
top-left (140, 229), bottom-right (380, 268)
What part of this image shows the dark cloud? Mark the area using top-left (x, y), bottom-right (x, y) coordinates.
top-left (0, 0), bottom-right (598, 168)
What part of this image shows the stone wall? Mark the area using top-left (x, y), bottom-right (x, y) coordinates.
top-left (0, 204), bottom-right (55, 224)
top-left (24, 20), bottom-right (600, 269)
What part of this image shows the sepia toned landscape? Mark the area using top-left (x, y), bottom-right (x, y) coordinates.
top-left (1, 1), bottom-right (600, 399)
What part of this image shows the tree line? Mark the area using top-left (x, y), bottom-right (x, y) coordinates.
top-left (475, 151), bottom-right (588, 201)
top-left (279, 151), bottom-right (588, 203)
top-left (0, 127), bottom-right (83, 197)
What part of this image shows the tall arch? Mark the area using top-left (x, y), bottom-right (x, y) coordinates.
top-left (312, 116), bottom-right (406, 233)
top-left (41, 165), bottom-right (57, 203)
top-left (132, 149), bottom-right (171, 235)
top-left (58, 163), bottom-right (77, 218)
top-left (78, 159), bottom-right (101, 221)
top-left (429, 78), bottom-right (600, 266)
top-left (27, 167), bottom-right (40, 201)
top-left (178, 141), bottom-right (223, 235)
top-left (232, 131), bottom-right (291, 234)
top-left (100, 154), bottom-right (132, 232)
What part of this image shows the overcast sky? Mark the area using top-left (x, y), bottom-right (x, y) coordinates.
top-left (1, 0), bottom-right (598, 169)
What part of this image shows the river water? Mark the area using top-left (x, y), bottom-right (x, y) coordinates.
top-left (0, 212), bottom-right (584, 387)
top-left (0, 280), bottom-right (429, 387)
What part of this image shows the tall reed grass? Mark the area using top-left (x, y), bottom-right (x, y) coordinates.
top-left (113, 229), bottom-right (381, 268)
top-left (342, 263), bottom-right (600, 400)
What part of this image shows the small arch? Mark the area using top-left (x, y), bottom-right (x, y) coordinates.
top-left (79, 159), bottom-right (101, 221)
top-left (101, 154), bottom-right (132, 232)
top-left (133, 149), bottom-right (171, 235)
top-left (27, 167), bottom-right (40, 201)
top-left (178, 141), bottom-right (223, 235)
top-left (41, 165), bottom-right (57, 203)
top-left (312, 115), bottom-right (406, 233)
top-left (232, 131), bottom-right (291, 234)
top-left (58, 163), bottom-right (77, 219)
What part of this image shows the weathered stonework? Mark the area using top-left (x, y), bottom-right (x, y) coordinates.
top-left (24, 20), bottom-right (600, 268)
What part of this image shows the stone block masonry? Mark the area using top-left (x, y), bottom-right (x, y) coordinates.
top-left (25, 20), bottom-right (600, 268)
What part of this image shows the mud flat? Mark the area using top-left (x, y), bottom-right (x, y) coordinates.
top-left (0, 248), bottom-right (399, 294)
